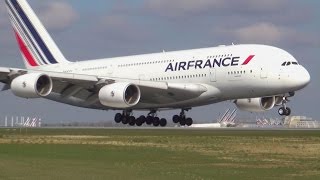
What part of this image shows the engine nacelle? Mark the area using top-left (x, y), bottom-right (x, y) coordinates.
top-left (235, 97), bottom-right (275, 112)
top-left (99, 82), bottom-right (141, 108)
top-left (11, 73), bottom-right (53, 98)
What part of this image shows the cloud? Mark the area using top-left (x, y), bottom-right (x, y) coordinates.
top-left (37, 2), bottom-right (79, 31)
top-left (145, 0), bottom-right (289, 18)
top-left (0, 5), bottom-right (5, 14)
top-left (0, 4), bottom-right (7, 28)
top-left (233, 23), bottom-right (284, 44)
top-left (98, 14), bottom-right (152, 42)
top-left (146, 0), bottom-right (222, 17)
top-left (220, 22), bottom-right (320, 47)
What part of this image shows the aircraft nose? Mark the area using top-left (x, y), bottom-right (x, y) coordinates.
top-left (295, 66), bottom-right (310, 89)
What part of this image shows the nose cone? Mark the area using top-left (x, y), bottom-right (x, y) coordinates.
top-left (294, 66), bottom-right (310, 89)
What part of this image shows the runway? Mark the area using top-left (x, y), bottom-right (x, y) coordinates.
top-left (2, 126), bottom-right (319, 131)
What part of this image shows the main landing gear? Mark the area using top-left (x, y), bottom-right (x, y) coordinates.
top-left (114, 110), bottom-right (167, 127)
top-left (114, 108), bottom-right (194, 127)
top-left (278, 94), bottom-right (293, 116)
top-left (172, 108), bottom-right (193, 126)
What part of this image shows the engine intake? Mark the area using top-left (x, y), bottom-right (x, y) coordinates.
top-left (11, 73), bottom-right (53, 98)
top-left (99, 82), bottom-right (141, 108)
top-left (235, 97), bottom-right (275, 112)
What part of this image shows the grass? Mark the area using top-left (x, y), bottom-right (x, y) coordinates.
top-left (0, 128), bottom-right (320, 180)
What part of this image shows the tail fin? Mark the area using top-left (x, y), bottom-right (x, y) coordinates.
top-left (6, 0), bottom-right (69, 69)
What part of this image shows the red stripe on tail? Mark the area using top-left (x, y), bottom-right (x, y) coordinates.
top-left (242, 55), bottom-right (255, 65)
top-left (14, 31), bottom-right (38, 67)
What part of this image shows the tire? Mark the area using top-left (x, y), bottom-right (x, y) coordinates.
top-left (146, 116), bottom-right (153, 125)
top-left (285, 107), bottom-right (291, 116)
top-left (115, 113), bottom-right (122, 123)
top-left (186, 118), bottom-right (193, 126)
top-left (173, 115), bottom-right (180, 123)
top-left (122, 116), bottom-right (128, 124)
top-left (278, 107), bottom-right (285, 116)
top-left (180, 118), bottom-right (186, 126)
top-left (153, 117), bottom-right (160, 127)
top-left (136, 118), bottom-right (143, 127)
top-left (160, 118), bottom-right (167, 127)
top-left (129, 116), bottom-right (136, 126)
top-left (139, 116), bottom-right (146, 124)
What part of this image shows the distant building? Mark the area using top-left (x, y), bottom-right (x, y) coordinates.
top-left (284, 116), bottom-right (319, 128)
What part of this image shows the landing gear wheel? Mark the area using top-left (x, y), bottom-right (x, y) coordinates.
top-left (278, 107), bottom-right (291, 116)
top-left (136, 117), bottom-right (143, 127)
top-left (285, 107), bottom-right (291, 116)
top-left (180, 118), bottom-right (186, 126)
top-left (122, 116), bottom-right (128, 124)
top-left (186, 118), bottom-right (193, 126)
top-left (136, 115), bottom-right (146, 126)
top-left (129, 116), bottom-right (136, 126)
top-left (146, 116), bottom-right (153, 125)
top-left (160, 118), bottom-right (167, 127)
top-left (115, 113), bottom-right (122, 123)
top-left (153, 117), bottom-right (160, 127)
top-left (173, 115), bottom-right (180, 123)
top-left (278, 107), bottom-right (285, 116)
top-left (140, 116), bottom-right (146, 124)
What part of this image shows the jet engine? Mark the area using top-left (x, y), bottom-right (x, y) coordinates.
top-left (99, 82), bottom-right (141, 108)
top-left (235, 97), bottom-right (275, 112)
top-left (11, 73), bottom-right (53, 98)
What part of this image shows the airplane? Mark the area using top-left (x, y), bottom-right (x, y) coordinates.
top-left (0, 0), bottom-right (310, 127)
top-left (190, 109), bottom-right (238, 128)
top-left (190, 109), bottom-right (237, 128)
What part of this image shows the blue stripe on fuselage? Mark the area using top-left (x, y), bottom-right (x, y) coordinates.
top-left (10, 0), bottom-right (58, 64)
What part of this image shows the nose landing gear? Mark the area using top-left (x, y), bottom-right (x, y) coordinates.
top-left (278, 96), bottom-right (291, 116)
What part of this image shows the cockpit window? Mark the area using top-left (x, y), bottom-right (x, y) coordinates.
top-left (282, 61), bottom-right (299, 66)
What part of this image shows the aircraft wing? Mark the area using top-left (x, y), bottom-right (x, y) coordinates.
top-left (0, 67), bottom-right (208, 105)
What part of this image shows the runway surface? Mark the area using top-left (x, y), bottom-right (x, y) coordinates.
top-left (1, 126), bottom-right (319, 131)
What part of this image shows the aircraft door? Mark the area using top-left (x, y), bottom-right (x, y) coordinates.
top-left (260, 67), bottom-right (268, 79)
top-left (107, 64), bottom-right (114, 76)
top-left (209, 69), bottom-right (217, 82)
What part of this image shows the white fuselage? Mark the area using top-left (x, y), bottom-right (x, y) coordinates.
top-left (42, 44), bottom-right (310, 110)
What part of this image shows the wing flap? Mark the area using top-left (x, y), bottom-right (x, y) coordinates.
top-left (139, 83), bottom-right (208, 104)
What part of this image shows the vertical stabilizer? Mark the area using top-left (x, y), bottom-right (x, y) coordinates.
top-left (6, 0), bottom-right (69, 69)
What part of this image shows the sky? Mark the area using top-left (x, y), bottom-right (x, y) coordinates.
top-left (0, 0), bottom-right (319, 124)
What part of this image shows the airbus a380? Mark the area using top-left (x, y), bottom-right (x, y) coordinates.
top-left (0, 0), bottom-right (310, 127)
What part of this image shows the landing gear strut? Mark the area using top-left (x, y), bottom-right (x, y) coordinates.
top-left (172, 108), bottom-right (193, 126)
